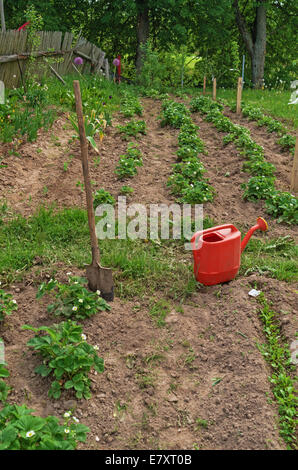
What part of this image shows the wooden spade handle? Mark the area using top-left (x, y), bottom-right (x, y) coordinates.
top-left (73, 80), bottom-right (100, 265)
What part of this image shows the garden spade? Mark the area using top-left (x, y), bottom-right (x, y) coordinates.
top-left (73, 80), bottom-right (114, 301)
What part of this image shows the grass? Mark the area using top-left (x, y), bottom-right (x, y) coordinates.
top-left (240, 236), bottom-right (298, 282)
top-left (0, 206), bottom-right (197, 301)
top-left (216, 88), bottom-right (298, 130)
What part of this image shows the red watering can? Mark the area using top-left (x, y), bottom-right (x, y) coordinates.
top-left (191, 217), bottom-right (268, 286)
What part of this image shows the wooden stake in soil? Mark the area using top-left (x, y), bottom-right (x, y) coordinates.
top-left (236, 77), bottom-right (243, 114)
top-left (290, 136), bottom-right (298, 193)
top-left (203, 75), bottom-right (206, 95)
top-left (212, 78), bottom-right (216, 101)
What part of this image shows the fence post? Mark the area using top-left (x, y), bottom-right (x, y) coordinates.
top-left (290, 137), bottom-right (298, 192)
top-left (212, 78), bottom-right (216, 101)
top-left (236, 77), bottom-right (242, 114)
top-left (203, 75), bottom-right (206, 95)
top-left (0, 0), bottom-right (6, 32)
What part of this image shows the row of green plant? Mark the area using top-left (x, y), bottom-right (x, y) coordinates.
top-left (160, 99), bottom-right (215, 204)
top-left (231, 102), bottom-right (296, 155)
top-left (115, 142), bottom-right (143, 180)
top-left (256, 293), bottom-right (297, 449)
top-left (190, 95), bottom-right (298, 225)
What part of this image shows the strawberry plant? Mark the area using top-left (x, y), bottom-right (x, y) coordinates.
top-left (115, 143), bottom-right (143, 180)
top-left (0, 289), bottom-right (18, 322)
top-left (160, 100), bottom-right (190, 128)
top-left (241, 176), bottom-right (276, 201)
top-left (0, 404), bottom-right (89, 450)
top-left (93, 189), bottom-right (116, 208)
top-left (117, 120), bottom-right (146, 140)
top-left (120, 92), bottom-right (143, 117)
top-left (180, 180), bottom-right (215, 204)
top-left (36, 276), bottom-right (111, 320)
top-left (22, 320), bottom-right (104, 400)
top-left (265, 191), bottom-right (298, 225)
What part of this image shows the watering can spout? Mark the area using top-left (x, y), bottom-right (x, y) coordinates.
top-left (241, 217), bottom-right (268, 253)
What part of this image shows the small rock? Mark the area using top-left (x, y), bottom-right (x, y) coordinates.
top-left (167, 395), bottom-right (178, 403)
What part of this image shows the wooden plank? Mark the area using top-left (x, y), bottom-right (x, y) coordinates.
top-left (212, 77), bottom-right (216, 101)
top-left (236, 77), bottom-right (243, 114)
top-left (290, 137), bottom-right (298, 193)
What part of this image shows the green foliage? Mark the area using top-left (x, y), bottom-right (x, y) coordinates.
top-left (36, 276), bottom-right (111, 320)
top-left (257, 294), bottom-right (297, 447)
top-left (117, 120), bottom-right (147, 140)
top-left (22, 320), bottom-right (104, 400)
top-left (265, 191), bottom-right (298, 225)
top-left (191, 94), bottom-right (298, 225)
top-left (0, 404), bottom-right (89, 450)
top-left (0, 362), bottom-right (11, 403)
top-left (93, 189), bottom-right (116, 208)
top-left (115, 143), bottom-right (143, 180)
top-left (120, 92), bottom-right (143, 117)
top-left (0, 289), bottom-right (18, 322)
top-left (160, 100), bottom-right (190, 128)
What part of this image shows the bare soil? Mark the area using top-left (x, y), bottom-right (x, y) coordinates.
top-left (0, 98), bottom-right (297, 450)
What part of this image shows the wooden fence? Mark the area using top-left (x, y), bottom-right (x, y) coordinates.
top-left (0, 30), bottom-right (110, 88)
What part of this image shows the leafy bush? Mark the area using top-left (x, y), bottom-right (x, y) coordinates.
top-left (36, 276), bottom-right (111, 320)
top-left (22, 320), bottom-right (104, 399)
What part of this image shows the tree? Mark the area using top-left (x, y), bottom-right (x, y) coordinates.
top-left (233, 0), bottom-right (266, 88)
top-left (135, 0), bottom-right (150, 73)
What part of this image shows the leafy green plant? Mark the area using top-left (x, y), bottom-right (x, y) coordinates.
top-left (0, 289), bottom-right (18, 322)
top-left (265, 191), bottom-right (298, 225)
top-left (277, 134), bottom-right (296, 154)
top-left (120, 185), bottom-right (134, 195)
top-left (22, 320), bottom-right (104, 399)
top-left (160, 100), bottom-right (190, 128)
top-left (0, 363), bottom-right (10, 403)
top-left (0, 404), bottom-right (89, 450)
top-left (120, 93), bottom-right (143, 117)
top-left (69, 111), bottom-right (107, 153)
top-left (36, 276), bottom-right (111, 320)
top-left (241, 176), bottom-right (276, 201)
top-left (117, 120), bottom-right (146, 140)
top-left (93, 189), bottom-right (116, 208)
top-left (115, 143), bottom-right (143, 180)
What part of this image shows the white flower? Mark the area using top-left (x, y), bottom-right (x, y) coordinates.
top-left (72, 306), bottom-right (78, 311)
top-left (74, 281), bottom-right (78, 285)
top-left (95, 436), bottom-right (100, 442)
top-left (94, 345), bottom-right (99, 350)
top-left (78, 299), bottom-right (84, 303)
top-left (12, 300), bottom-right (17, 304)
top-left (81, 334), bottom-right (87, 341)
top-left (96, 290), bottom-right (101, 296)
top-left (26, 430), bottom-right (35, 438)
top-left (64, 412), bottom-right (71, 418)
top-left (73, 416), bottom-right (79, 423)
top-left (64, 428), bottom-right (70, 434)
top-left (66, 272), bottom-right (72, 276)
